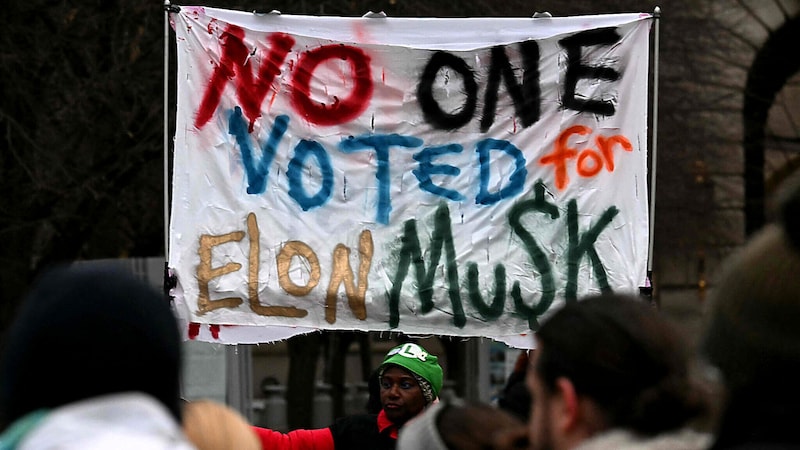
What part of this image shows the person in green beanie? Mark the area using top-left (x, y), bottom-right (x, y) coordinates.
top-left (378, 342), bottom-right (443, 425)
top-left (252, 342), bottom-right (444, 450)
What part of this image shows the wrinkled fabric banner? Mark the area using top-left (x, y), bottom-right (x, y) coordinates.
top-left (168, 7), bottom-right (653, 348)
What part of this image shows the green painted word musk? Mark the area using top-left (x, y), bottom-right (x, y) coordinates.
top-left (388, 180), bottom-right (619, 331)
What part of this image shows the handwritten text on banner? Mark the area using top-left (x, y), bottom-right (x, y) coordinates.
top-left (168, 7), bottom-right (652, 348)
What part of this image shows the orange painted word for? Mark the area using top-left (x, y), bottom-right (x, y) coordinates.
top-left (539, 125), bottom-right (633, 190)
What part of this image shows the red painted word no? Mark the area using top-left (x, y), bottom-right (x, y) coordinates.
top-left (194, 25), bottom-right (373, 132)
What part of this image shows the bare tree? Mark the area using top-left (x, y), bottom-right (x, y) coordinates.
top-left (0, 1), bottom-right (166, 333)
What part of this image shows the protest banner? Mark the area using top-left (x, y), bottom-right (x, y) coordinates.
top-left (168, 6), bottom-right (653, 348)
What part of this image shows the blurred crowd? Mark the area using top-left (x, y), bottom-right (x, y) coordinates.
top-left (2, 174), bottom-right (800, 449)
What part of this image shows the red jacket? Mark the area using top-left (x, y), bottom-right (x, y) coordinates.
top-left (253, 409), bottom-right (399, 450)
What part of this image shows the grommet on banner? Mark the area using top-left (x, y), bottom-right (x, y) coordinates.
top-left (164, 0), bottom-right (180, 13)
top-left (254, 9), bottom-right (281, 16)
top-left (362, 11), bottom-right (388, 18)
top-left (164, 262), bottom-right (177, 300)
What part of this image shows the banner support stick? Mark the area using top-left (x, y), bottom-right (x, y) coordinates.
top-left (645, 6), bottom-right (661, 299)
top-left (163, 0), bottom-right (172, 259)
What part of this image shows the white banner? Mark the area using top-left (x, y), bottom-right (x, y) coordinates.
top-left (169, 7), bottom-right (652, 348)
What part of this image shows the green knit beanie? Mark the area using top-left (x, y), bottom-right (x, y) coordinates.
top-left (379, 343), bottom-right (444, 402)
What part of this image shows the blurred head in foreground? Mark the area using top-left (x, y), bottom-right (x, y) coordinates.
top-left (183, 399), bottom-right (260, 450)
top-left (527, 293), bottom-right (707, 450)
top-left (396, 400), bottom-right (527, 450)
top-left (0, 264), bottom-right (183, 428)
top-left (700, 173), bottom-right (800, 448)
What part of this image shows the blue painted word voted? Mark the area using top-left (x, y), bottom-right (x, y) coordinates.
top-left (228, 107), bottom-right (527, 224)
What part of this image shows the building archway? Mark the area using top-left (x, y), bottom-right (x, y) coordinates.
top-left (743, 14), bottom-right (800, 234)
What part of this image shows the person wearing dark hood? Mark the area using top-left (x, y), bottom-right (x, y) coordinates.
top-left (0, 264), bottom-right (193, 449)
top-left (252, 342), bottom-right (443, 450)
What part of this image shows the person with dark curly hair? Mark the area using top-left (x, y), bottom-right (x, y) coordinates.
top-left (526, 293), bottom-right (710, 450)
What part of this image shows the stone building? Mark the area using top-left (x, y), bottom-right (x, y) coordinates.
top-left (635, 0), bottom-right (799, 345)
